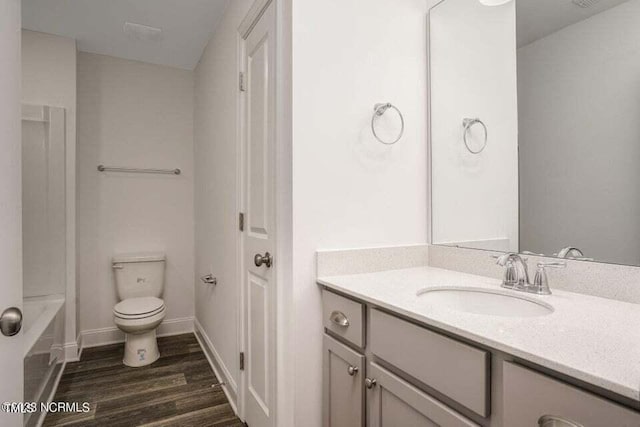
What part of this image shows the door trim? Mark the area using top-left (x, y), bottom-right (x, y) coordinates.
top-left (239, 0), bottom-right (273, 39)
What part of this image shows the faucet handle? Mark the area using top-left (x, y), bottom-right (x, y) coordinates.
top-left (503, 260), bottom-right (519, 288)
top-left (532, 262), bottom-right (566, 295)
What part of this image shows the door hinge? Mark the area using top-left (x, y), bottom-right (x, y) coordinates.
top-left (240, 352), bottom-right (245, 370)
top-left (239, 72), bottom-right (246, 92)
top-left (239, 212), bottom-right (245, 231)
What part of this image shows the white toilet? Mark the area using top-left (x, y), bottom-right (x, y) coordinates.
top-left (112, 252), bottom-right (166, 367)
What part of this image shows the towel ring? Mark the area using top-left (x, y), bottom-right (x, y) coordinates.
top-left (462, 118), bottom-right (487, 154)
top-left (371, 103), bottom-right (404, 145)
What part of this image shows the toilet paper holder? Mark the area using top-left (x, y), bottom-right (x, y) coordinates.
top-left (200, 274), bottom-right (217, 285)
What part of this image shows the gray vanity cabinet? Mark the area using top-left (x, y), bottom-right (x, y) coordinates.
top-left (367, 362), bottom-right (479, 427)
top-left (322, 288), bottom-right (640, 426)
top-left (323, 334), bottom-right (365, 427)
top-left (503, 362), bottom-right (640, 427)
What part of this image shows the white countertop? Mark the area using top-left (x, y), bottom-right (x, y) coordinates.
top-left (317, 266), bottom-right (640, 403)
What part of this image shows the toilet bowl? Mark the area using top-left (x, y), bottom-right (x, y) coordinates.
top-left (114, 296), bottom-right (166, 366)
top-left (112, 252), bottom-right (166, 367)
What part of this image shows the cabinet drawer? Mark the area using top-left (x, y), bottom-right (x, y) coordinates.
top-left (367, 362), bottom-right (479, 427)
top-left (370, 309), bottom-right (490, 417)
top-left (322, 290), bottom-right (365, 348)
top-left (323, 334), bottom-right (365, 427)
top-left (503, 362), bottom-right (640, 427)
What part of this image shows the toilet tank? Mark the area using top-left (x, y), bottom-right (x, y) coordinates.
top-left (112, 252), bottom-right (166, 300)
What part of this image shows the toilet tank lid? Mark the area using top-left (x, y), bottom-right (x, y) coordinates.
top-left (112, 252), bottom-right (166, 264)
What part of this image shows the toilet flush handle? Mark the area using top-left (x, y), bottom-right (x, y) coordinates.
top-left (112, 263), bottom-right (124, 269)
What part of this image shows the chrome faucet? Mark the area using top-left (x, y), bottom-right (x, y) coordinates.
top-left (493, 253), bottom-right (566, 295)
top-left (556, 246), bottom-right (583, 258)
top-left (494, 253), bottom-right (530, 289)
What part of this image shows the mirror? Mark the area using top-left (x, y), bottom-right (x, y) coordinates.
top-left (429, 0), bottom-right (640, 266)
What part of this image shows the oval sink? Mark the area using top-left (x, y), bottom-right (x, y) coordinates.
top-left (416, 287), bottom-right (553, 317)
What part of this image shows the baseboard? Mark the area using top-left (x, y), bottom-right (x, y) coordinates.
top-left (80, 317), bottom-right (195, 349)
top-left (194, 318), bottom-right (239, 414)
top-left (63, 339), bottom-right (80, 362)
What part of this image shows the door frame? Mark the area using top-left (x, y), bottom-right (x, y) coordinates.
top-left (236, 0), bottom-right (293, 425)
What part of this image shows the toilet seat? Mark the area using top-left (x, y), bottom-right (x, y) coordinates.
top-left (114, 297), bottom-right (165, 319)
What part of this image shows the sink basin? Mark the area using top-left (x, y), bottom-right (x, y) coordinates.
top-left (416, 287), bottom-right (553, 317)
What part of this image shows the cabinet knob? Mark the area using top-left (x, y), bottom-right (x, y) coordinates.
top-left (347, 365), bottom-right (359, 376)
top-left (364, 378), bottom-right (377, 389)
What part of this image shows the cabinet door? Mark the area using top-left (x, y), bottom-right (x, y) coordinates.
top-left (367, 362), bottom-right (479, 427)
top-left (503, 362), bottom-right (640, 427)
top-left (323, 334), bottom-right (365, 427)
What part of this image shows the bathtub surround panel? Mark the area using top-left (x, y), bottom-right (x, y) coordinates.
top-left (21, 29), bottom-right (78, 361)
top-left (77, 52), bottom-right (194, 343)
top-left (21, 106), bottom-right (66, 298)
top-left (193, 0), bottom-right (254, 404)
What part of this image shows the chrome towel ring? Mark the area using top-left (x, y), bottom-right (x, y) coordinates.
top-left (371, 103), bottom-right (404, 145)
top-left (462, 118), bottom-right (487, 154)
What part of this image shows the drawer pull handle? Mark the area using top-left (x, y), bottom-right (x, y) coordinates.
top-left (365, 378), bottom-right (377, 389)
top-left (329, 311), bottom-right (350, 327)
top-left (538, 415), bottom-right (584, 427)
top-left (347, 365), bottom-right (359, 376)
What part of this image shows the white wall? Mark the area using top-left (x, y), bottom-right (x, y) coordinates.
top-left (77, 52), bottom-right (195, 341)
top-left (429, 0), bottom-right (518, 252)
top-left (193, 0), bottom-right (253, 403)
top-left (291, 0), bottom-right (429, 423)
top-left (21, 30), bottom-right (78, 357)
top-left (518, 0), bottom-right (640, 265)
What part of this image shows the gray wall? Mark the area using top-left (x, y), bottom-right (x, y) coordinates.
top-left (518, 0), bottom-right (640, 265)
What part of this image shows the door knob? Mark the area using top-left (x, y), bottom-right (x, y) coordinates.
top-left (254, 252), bottom-right (273, 268)
top-left (347, 365), bottom-right (359, 376)
top-left (0, 307), bottom-right (23, 337)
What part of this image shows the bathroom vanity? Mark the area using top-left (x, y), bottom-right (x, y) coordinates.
top-left (318, 266), bottom-right (640, 427)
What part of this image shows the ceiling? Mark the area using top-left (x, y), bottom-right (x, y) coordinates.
top-left (517, 0), bottom-right (630, 47)
top-left (22, 0), bottom-right (231, 70)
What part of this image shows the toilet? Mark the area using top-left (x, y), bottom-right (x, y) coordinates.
top-left (112, 252), bottom-right (166, 367)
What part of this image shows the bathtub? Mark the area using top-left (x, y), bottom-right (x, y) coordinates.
top-left (23, 294), bottom-right (65, 358)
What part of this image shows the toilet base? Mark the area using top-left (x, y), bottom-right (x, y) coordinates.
top-left (123, 330), bottom-right (160, 367)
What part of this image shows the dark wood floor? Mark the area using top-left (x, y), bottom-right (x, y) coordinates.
top-left (44, 333), bottom-right (244, 427)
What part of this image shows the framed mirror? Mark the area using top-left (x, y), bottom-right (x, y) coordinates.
top-left (428, 0), bottom-right (640, 266)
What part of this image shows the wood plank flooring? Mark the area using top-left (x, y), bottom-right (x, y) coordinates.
top-left (44, 333), bottom-right (244, 427)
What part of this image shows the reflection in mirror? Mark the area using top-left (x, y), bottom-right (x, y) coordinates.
top-left (429, 0), bottom-right (640, 266)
